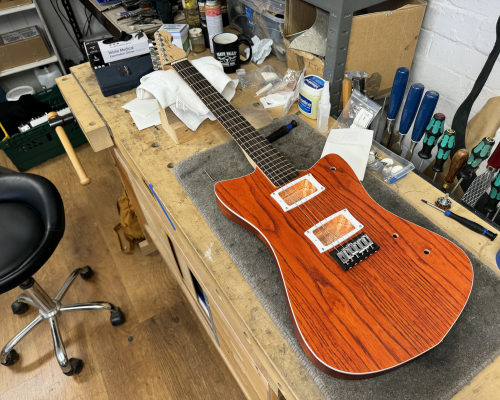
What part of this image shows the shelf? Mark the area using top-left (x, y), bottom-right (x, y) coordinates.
top-left (0, 3), bottom-right (36, 16)
top-left (0, 55), bottom-right (58, 78)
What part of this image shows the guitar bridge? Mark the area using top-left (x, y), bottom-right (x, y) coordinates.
top-left (329, 233), bottom-right (379, 271)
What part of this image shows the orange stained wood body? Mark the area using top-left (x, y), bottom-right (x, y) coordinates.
top-left (214, 154), bottom-right (473, 379)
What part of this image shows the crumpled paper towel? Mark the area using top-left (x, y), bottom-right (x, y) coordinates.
top-left (244, 35), bottom-right (273, 64)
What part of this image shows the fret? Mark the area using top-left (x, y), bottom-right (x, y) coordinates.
top-left (173, 60), bottom-right (299, 186)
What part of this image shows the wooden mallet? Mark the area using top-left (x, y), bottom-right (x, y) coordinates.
top-left (47, 111), bottom-right (91, 186)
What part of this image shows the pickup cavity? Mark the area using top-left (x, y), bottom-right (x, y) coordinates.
top-left (271, 174), bottom-right (324, 212)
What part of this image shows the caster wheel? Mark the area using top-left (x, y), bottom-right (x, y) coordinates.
top-left (1, 349), bottom-right (19, 366)
top-left (11, 300), bottom-right (29, 315)
top-left (80, 266), bottom-right (94, 280)
top-left (64, 358), bottom-right (84, 376)
top-left (110, 308), bottom-right (125, 327)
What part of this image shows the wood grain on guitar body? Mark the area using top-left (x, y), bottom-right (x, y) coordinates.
top-left (153, 31), bottom-right (474, 379)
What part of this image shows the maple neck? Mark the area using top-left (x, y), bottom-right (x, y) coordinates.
top-left (172, 59), bottom-right (299, 187)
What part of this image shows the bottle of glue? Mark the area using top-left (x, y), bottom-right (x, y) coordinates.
top-left (316, 81), bottom-right (331, 133)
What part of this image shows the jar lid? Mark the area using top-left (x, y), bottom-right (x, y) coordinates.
top-left (189, 28), bottom-right (202, 36)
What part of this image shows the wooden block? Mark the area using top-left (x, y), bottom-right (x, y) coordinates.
top-left (159, 102), bottom-right (273, 145)
top-left (159, 104), bottom-right (222, 144)
top-left (138, 237), bottom-right (157, 256)
top-left (56, 74), bottom-right (113, 152)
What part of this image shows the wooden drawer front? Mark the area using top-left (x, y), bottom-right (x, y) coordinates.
top-left (212, 306), bottom-right (268, 400)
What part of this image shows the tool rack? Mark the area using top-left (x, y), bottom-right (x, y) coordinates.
top-left (302, 0), bottom-right (386, 116)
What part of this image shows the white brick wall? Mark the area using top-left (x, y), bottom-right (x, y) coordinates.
top-left (398, 0), bottom-right (500, 172)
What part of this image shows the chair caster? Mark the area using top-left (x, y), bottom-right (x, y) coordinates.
top-left (11, 300), bottom-right (29, 315)
top-left (1, 349), bottom-right (19, 366)
top-left (110, 308), bottom-right (125, 327)
top-left (63, 358), bottom-right (84, 376)
top-left (80, 266), bottom-right (94, 280)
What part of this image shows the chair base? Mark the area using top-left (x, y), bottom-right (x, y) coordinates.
top-left (0, 266), bottom-right (125, 375)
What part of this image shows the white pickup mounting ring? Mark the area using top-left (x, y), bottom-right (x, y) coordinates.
top-left (271, 174), bottom-right (325, 212)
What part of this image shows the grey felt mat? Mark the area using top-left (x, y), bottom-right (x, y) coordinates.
top-left (173, 115), bottom-right (500, 400)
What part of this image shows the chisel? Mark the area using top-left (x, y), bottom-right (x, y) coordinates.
top-left (380, 67), bottom-right (410, 148)
top-left (450, 137), bottom-right (495, 196)
top-left (417, 113), bottom-right (446, 171)
top-left (432, 129), bottom-right (456, 181)
top-left (405, 91), bottom-right (440, 161)
top-left (390, 83), bottom-right (424, 155)
top-left (442, 149), bottom-right (469, 189)
top-left (421, 199), bottom-right (497, 241)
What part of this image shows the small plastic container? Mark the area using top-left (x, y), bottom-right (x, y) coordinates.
top-left (298, 75), bottom-right (325, 119)
top-left (6, 86), bottom-right (35, 101)
top-left (368, 141), bottom-right (415, 185)
top-left (34, 65), bottom-right (62, 89)
top-left (227, 0), bottom-right (286, 61)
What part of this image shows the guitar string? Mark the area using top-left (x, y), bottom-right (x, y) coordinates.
top-left (172, 61), bottom-right (341, 243)
top-left (178, 62), bottom-right (351, 251)
top-left (173, 60), bottom-right (346, 248)
top-left (172, 60), bottom-right (348, 248)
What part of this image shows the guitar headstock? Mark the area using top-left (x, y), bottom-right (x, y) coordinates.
top-left (149, 28), bottom-right (187, 71)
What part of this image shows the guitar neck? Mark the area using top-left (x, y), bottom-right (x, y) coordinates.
top-left (172, 59), bottom-right (298, 187)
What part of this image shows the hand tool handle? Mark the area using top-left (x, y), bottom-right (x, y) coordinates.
top-left (418, 113), bottom-right (446, 160)
top-left (342, 78), bottom-right (351, 108)
top-left (432, 129), bottom-right (456, 173)
top-left (410, 91), bottom-right (440, 143)
top-left (387, 67), bottom-right (410, 120)
top-left (266, 120), bottom-right (297, 143)
top-left (47, 112), bottom-right (90, 186)
top-left (398, 83), bottom-right (424, 135)
top-left (485, 172), bottom-right (500, 214)
top-left (443, 149), bottom-right (469, 188)
top-left (458, 137), bottom-right (495, 180)
top-left (445, 210), bottom-right (497, 240)
top-left (488, 141), bottom-right (500, 169)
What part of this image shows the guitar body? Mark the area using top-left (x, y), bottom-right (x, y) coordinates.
top-left (215, 154), bottom-right (473, 379)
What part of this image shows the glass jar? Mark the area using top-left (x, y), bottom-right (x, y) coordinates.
top-left (189, 28), bottom-right (206, 53)
top-left (183, 0), bottom-right (201, 28)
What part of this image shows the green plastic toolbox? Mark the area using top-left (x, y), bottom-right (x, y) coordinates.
top-left (0, 85), bottom-right (88, 172)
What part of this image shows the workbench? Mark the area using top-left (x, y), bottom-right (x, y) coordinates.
top-left (56, 49), bottom-right (500, 400)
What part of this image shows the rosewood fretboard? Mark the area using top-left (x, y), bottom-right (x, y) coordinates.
top-left (173, 59), bottom-right (299, 187)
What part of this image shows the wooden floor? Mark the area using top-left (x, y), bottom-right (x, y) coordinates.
top-left (0, 145), bottom-right (245, 400)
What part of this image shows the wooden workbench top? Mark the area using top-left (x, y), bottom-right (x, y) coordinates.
top-left (66, 55), bottom-right (500, 399)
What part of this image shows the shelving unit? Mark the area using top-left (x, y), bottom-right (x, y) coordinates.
top-left (0, 0), bottom-right (65, 93)
top-left (0, 3), bottom-right (36, 16)
top-left (0, 55), bottom-right (59, 78)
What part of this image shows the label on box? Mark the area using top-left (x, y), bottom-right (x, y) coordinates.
top-left (299, 93), bottom-right (312, 114)
top-left (85, 31), bottom-right (150, 68)
top-left (244, 6), bottom-right (253, 28)
top-left (2, 27), bottom-right (39, 44)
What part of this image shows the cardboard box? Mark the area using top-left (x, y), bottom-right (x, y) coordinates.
top-left (0, 0), bottom-right (32, 11)
top-left (285, 0), bottom-right (427, 97)
top-left (0, 26), bottom-right (51, 72)
top-left (85, 31), bottom-right (150, 68)
top-left (158, 24), bottom-right (191, 56)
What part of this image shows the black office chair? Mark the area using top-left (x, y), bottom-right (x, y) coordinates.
top-left (0, 173), bottom-right (125, 376)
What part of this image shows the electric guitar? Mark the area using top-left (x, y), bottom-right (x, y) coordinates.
top-left (152, 31), bottom-right (473, 379)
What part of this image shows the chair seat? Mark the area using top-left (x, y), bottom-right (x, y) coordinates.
top-left (0, 203), bottom-right (45, 279)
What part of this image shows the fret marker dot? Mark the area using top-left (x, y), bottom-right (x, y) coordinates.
top-left (331, 166), bottom-right (336, 170)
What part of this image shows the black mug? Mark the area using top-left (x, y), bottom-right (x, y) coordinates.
top-left (212, 33), bottom-right (252, 74)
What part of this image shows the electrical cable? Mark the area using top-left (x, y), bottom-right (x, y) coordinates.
top-left (48, 0), bottom-right (86, 58)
